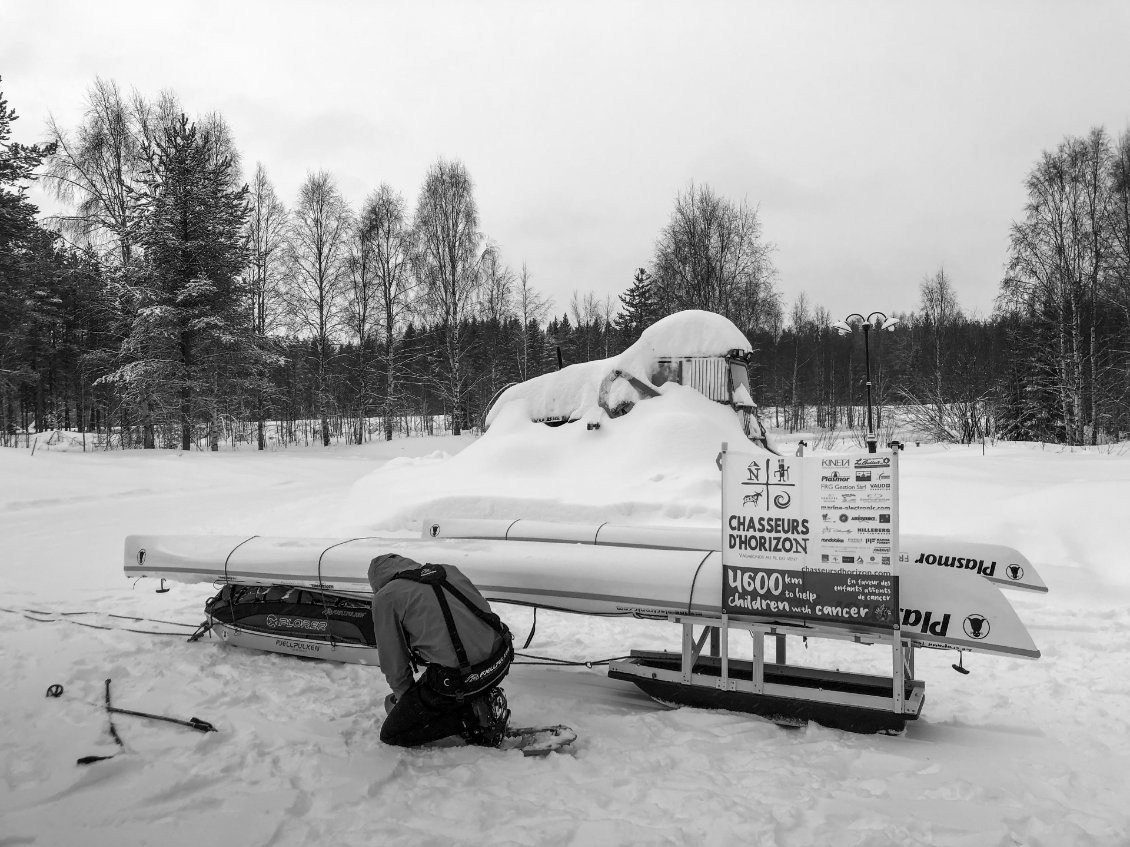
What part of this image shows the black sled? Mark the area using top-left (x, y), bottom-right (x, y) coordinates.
top-left (202, 583), bottom-right (380, 665)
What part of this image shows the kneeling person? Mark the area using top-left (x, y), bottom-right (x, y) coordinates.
top-left (369, 554), bottom-right (513, 747)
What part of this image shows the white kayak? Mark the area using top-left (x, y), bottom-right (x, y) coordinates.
top-left (421, 518), bottom-right (1048, 593)
top-left (124, 533), bottom-right (1039, 659)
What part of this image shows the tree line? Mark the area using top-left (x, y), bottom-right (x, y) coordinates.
top-left (611, 141), bottom-right (1129, 446)
top-left (0, 79), bottom-right (583, 448)
top-left (2, 76), bottom-right (1127, 449)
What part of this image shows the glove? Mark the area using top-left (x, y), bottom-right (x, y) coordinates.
top-left (384, 693), bottom-right (398, 715)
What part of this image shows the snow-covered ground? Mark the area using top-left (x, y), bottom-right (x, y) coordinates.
top-left (2, 401), bottom-right (1129, 845)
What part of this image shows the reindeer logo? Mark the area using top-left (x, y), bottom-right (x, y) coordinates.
top-left (1007, 565), bottom-right (1024, 581)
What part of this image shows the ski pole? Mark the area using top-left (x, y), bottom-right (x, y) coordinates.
top-left (77, 678), bottom-right (126, 765)
top-left (107, 705), bottom-right (216, 733)
top-left (75, 678), bottom-right (217, 766)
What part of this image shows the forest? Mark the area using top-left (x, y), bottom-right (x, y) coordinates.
top-left (2, 77), bottom-right (1128, 450)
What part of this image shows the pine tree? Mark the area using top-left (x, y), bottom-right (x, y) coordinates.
top-left (110, 113), bottom-right (252, 450)
top-left (614, 268), bottom-right (658, 345)
top-left (545, 315), bottom-right (574, 369)
top-left (0, 78), bottom-right (58, 436)
top-left (0, 81), bottom-right (53, 245)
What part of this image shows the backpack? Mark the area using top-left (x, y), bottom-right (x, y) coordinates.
top-left (391, 563), bottom-right (514, 702)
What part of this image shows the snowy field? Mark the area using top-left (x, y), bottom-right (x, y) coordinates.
top-left (2, 404), bottom-right (1129, 846)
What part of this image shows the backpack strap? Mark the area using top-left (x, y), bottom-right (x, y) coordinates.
top-left (433, 577), bottom-right (508, 637)
top-left (391, 563), bottom-right (508, 675)
top-left (429, 581), bottom-right (471, 671)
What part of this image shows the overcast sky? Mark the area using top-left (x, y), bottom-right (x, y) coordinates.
top-left (5, 0), bottom-right (1130, 323)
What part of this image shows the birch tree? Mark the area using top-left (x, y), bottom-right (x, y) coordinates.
top-left (413, 159), bottom-right (482, 435)
top-left (787, 293), bottom-right (811, 431)
top-left (245, 163), bottom-right (288, 448)
top-left (1001, 129), bottom-right (1112, 444)
top-left (360, 185), bottom-right (416, 441)
top-left (478, 241), bottom-right (514, 323)
top-left (286, 171), bottom-right (351, 446)
top-left (343, 207), bottom-right (376, 443)
top-left (514, 262), bottom-right (549, 381)
top-left (651, 182), bottom-right (777, 332)
top-left (45, 78), bottom-right (144, 268)
top-left (920, 267), bottom-right (962, 400)
top-left (569, 289), bottom-right (601, 362)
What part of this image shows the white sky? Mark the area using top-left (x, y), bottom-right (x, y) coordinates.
top-left (5, 0), bottom-right (1130, 322)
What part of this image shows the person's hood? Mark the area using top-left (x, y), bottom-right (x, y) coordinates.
top-left (367, 553), bottom-right (423, 594)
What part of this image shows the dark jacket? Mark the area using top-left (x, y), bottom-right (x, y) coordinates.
top-left (368, 553), bottom-right (505, 699)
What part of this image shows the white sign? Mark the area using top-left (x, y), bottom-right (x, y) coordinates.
top-left (721, 449), bottom-right (900, 630)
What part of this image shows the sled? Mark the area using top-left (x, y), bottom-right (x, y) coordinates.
top-left (201, 582), bottom-right (379, 665)
top-left (608, 622), bottom-right (927, 735)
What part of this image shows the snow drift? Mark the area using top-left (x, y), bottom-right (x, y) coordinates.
top-left (342, 382), bottom-right (755, 532)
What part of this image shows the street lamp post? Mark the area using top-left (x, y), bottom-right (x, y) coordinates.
top-left (832, 311), bottom-right (899, 454)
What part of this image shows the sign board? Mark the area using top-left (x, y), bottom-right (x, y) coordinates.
top-left (721, 449), bottom-right (899, 631)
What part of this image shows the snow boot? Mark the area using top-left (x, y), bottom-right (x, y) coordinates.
top-left (464, 687), bottom-right (510, 748)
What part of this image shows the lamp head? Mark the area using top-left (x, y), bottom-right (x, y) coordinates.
top-left (881, 317), bottom-right (900, 332)
top-left (832, 320), bottom-right (853, 336)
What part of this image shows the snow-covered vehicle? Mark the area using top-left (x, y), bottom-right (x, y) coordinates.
top-left (484, 310), bottom-right (772, 451)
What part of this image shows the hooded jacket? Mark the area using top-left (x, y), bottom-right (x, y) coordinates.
top-left (368, 553), bottom-right (506, 699)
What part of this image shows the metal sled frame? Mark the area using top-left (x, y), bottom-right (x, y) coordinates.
top-left (608, 613), bottom-right (925, 734)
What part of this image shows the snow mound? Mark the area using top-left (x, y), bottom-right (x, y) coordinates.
top-left (617, 308), bottom-right (752, 360)
top-left (340, 383), bottom-right (757, 532)
top-left (484, 310), bottom-right (752, 428)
